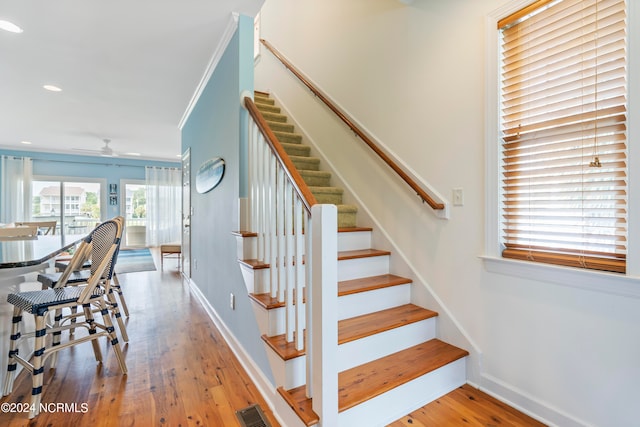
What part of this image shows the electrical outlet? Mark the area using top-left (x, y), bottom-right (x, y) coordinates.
top-left (230, 293), bottom-right (235, 310)
top-left (453, 187), bottom-right (464, 206)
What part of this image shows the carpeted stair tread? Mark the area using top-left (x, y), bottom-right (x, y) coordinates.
top-left (274, 131), bottom-right (303, 144)
top-left (261, 111), bottom-right (288, 123)
top-left (282, 142), bottom-right (311, 157)
top-left (254, 94), bottom-right (275, 105)
top-left (338, 204), bottom-right (358, 213)
top-left (338, 205), bottom-right (358, 228)
top-left (267, 121), bottom-right (295, 133)
top-left (310, 186), bottom-right (344, 205)
top-left (290, 156), bottom-right (320, 171)
top-left (255, 103), bottom-right (281, 114)
top-left (300, 170), bottom-right (332, 187)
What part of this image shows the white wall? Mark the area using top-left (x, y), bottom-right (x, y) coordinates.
top-left (256, 1), bottom-right (640, 426)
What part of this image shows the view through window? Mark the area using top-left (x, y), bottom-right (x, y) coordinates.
top-left (122, 182), bottom-right (147, 247)
top-left (31, 180), bottom-right (103, 237)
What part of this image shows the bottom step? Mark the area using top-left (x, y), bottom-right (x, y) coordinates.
top-left (279, 339), bottom-right (468, 426)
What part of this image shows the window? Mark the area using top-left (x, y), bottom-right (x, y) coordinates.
top-left (498, 0), bottom-right (627, 273)
top-left (32, 179), bottom-right (104, 237)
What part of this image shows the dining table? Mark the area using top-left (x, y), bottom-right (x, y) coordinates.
top-left (0, 234), bottom-right (85, 389)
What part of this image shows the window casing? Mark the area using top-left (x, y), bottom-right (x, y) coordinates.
top-left (498, 0), bottom-right (628, 273)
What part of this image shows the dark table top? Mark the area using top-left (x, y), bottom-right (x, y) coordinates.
top-left (0, 235), bottom-right (84, 269)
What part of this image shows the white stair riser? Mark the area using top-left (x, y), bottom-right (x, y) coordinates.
top-left (337, 358), bottom-right (466, 427)
top-left (251, 300), bottom-right (307, 337)
top-left (338, 255), bottom-right (389, 281)
top-left (337, 318), bottom-right (437, 372)
top-left (273, 394), bottom-right (311, 427)
top-left (253, 303), bottom-right (307, 337)
top-left (263, 317), bottom-right (437, 389)
top-left (337, 284), bottom-right (411, 320)
top-left (264, 344), bottom-right (307, 390)
top-left (337, 230), bottom-right (372, 252)
top-left (239, 266), bottom-right (271, 295)
top-left (235, 235), bottom-right (257, 261)
top-left (252, 282), bottom-right (410, 335)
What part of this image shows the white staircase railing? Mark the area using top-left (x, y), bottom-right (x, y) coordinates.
top-left (245, 96), bottom-right (338, 424)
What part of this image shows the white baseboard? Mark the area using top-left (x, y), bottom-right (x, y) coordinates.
top-left (477, 374), bottom-right (590, 427)
top-left (187, 278), bottom-right (287, 427)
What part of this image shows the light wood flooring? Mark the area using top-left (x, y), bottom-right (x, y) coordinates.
top-left (0, 250), bottom-right (545, 426)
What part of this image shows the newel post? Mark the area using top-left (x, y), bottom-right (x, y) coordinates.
top-left (309, 204), bottom-right (338, 426)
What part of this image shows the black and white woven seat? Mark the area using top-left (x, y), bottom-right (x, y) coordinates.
top-left (7, 287), bottom-right (103, 316)
top-left (37, 270), bottom-right (91, 289)
top-left (2, 218), bottom-right (128, 419)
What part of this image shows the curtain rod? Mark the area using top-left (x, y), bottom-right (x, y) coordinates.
top-left (1, 154), bottom-right (179, 168)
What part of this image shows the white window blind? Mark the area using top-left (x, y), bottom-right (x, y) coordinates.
top-left (499, 0), bottom-right (627, 273)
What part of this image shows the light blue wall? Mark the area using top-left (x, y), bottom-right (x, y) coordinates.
top-left (0, 149), bottom-right (178, 218)
top-left (181, 16), bottom-right (272, 380)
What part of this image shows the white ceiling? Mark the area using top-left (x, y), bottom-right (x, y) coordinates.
top-left (0, 0), bottom-right (263, 161)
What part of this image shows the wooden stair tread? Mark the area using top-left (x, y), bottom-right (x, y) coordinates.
top-left (262, 333), bottom-right (305, 361)
top-left (263, 304), bottom-right (436, 360)
top-left (277, 386), bottom-right (319, 426)
top-left (338, 274), bottom-right (412, 296)
top-left (338, 248), bottom-right (391, 260)
top-left (338, 339), bottom-right (469, 412)
top-left (238, 259), bottom-right (269, 269)
top-left (240, 247), bottom-right (386, 271)
top-left (338, 303), bottom-right (437, 344)
top-left (231, 230), bottom-right (257, 237)
top-left (249, 293), bottom-right (284, 309)
top-left (338, 226), bottom-right (372, 233)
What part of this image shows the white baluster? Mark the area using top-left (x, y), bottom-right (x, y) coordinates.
top-left (277, 167), bottom-right (286, 303)
top-left (268, 155), bottom-right (278, 299)
top-left (285, 181), bottom-right (294, 343)
top-left (295, 197), bottom-right (305, 351)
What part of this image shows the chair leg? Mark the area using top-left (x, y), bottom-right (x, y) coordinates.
top-left (97, 301), bottom-right (127, 374)
top-left (69, 305), bottom-right (78, 336)
top-left (29, 314), bottom-right (47, 419)
top-left (106, 287), bottom-right (129, 342)
top-left (49, 309), bottom-right (63, 369)
top-left (83, 304), bottom-right (103, 363)
top-left (113, 273), bottom-right (129, 317)
top-left (3, 306), bottom-right (22, 396)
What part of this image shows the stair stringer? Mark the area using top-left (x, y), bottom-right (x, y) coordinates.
top-left (261, 91), bottom-right (483, 384)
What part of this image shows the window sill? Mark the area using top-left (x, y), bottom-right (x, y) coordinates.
top-left (480, 255), bottom-right (640, 299)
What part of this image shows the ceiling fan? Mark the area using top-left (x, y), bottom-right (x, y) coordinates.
top-left (73, 138), bottom-right (118, 157)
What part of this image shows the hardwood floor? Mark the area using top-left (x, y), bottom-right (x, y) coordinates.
top-left (0, 254), bottom-right (279, 427)
top-left (388, 384), bottom-right (546, 427)
top-left (0, 250), bottom-right (545, 426)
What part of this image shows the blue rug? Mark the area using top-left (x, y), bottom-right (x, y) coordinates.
top-left (115, 248), bottom-right (156, 274)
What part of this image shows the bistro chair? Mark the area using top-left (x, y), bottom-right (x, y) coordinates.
top-left (37, 216), bottom-right (129, 341)
top-left (2, 219), bottom-right (127, 419)
top-left (14, 221), bottom-right (57, 235)
top-left (0, 225), bottom-right (38, 239)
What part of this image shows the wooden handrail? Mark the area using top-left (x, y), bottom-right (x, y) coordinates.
top-left (245, 96), bottom-right (318, 214)
top-left (260, 39), bottom-right (445, 211)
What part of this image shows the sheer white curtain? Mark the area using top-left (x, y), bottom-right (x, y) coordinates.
top-left (145, 166), bottom-right (181, 246)
top-left (0, 156), bottom-right (33, 224)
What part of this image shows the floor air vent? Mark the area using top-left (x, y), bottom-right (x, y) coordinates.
top-left (236, 404), bottom-right (271, 427)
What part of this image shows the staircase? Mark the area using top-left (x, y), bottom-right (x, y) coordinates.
top-left (237, 92), bottom-right (468, 426)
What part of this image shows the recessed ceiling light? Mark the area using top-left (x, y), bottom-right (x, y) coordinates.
top-left (0, 20), bottom-right (23, 33)
top-left (176, 154), bottom-right (182, 157)
top-left (20, 140), bottom-right (32, 145)
top-left (125, 152), bottom-right (141, 156)
top-left (43, 84), bottom-right (62, 92)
